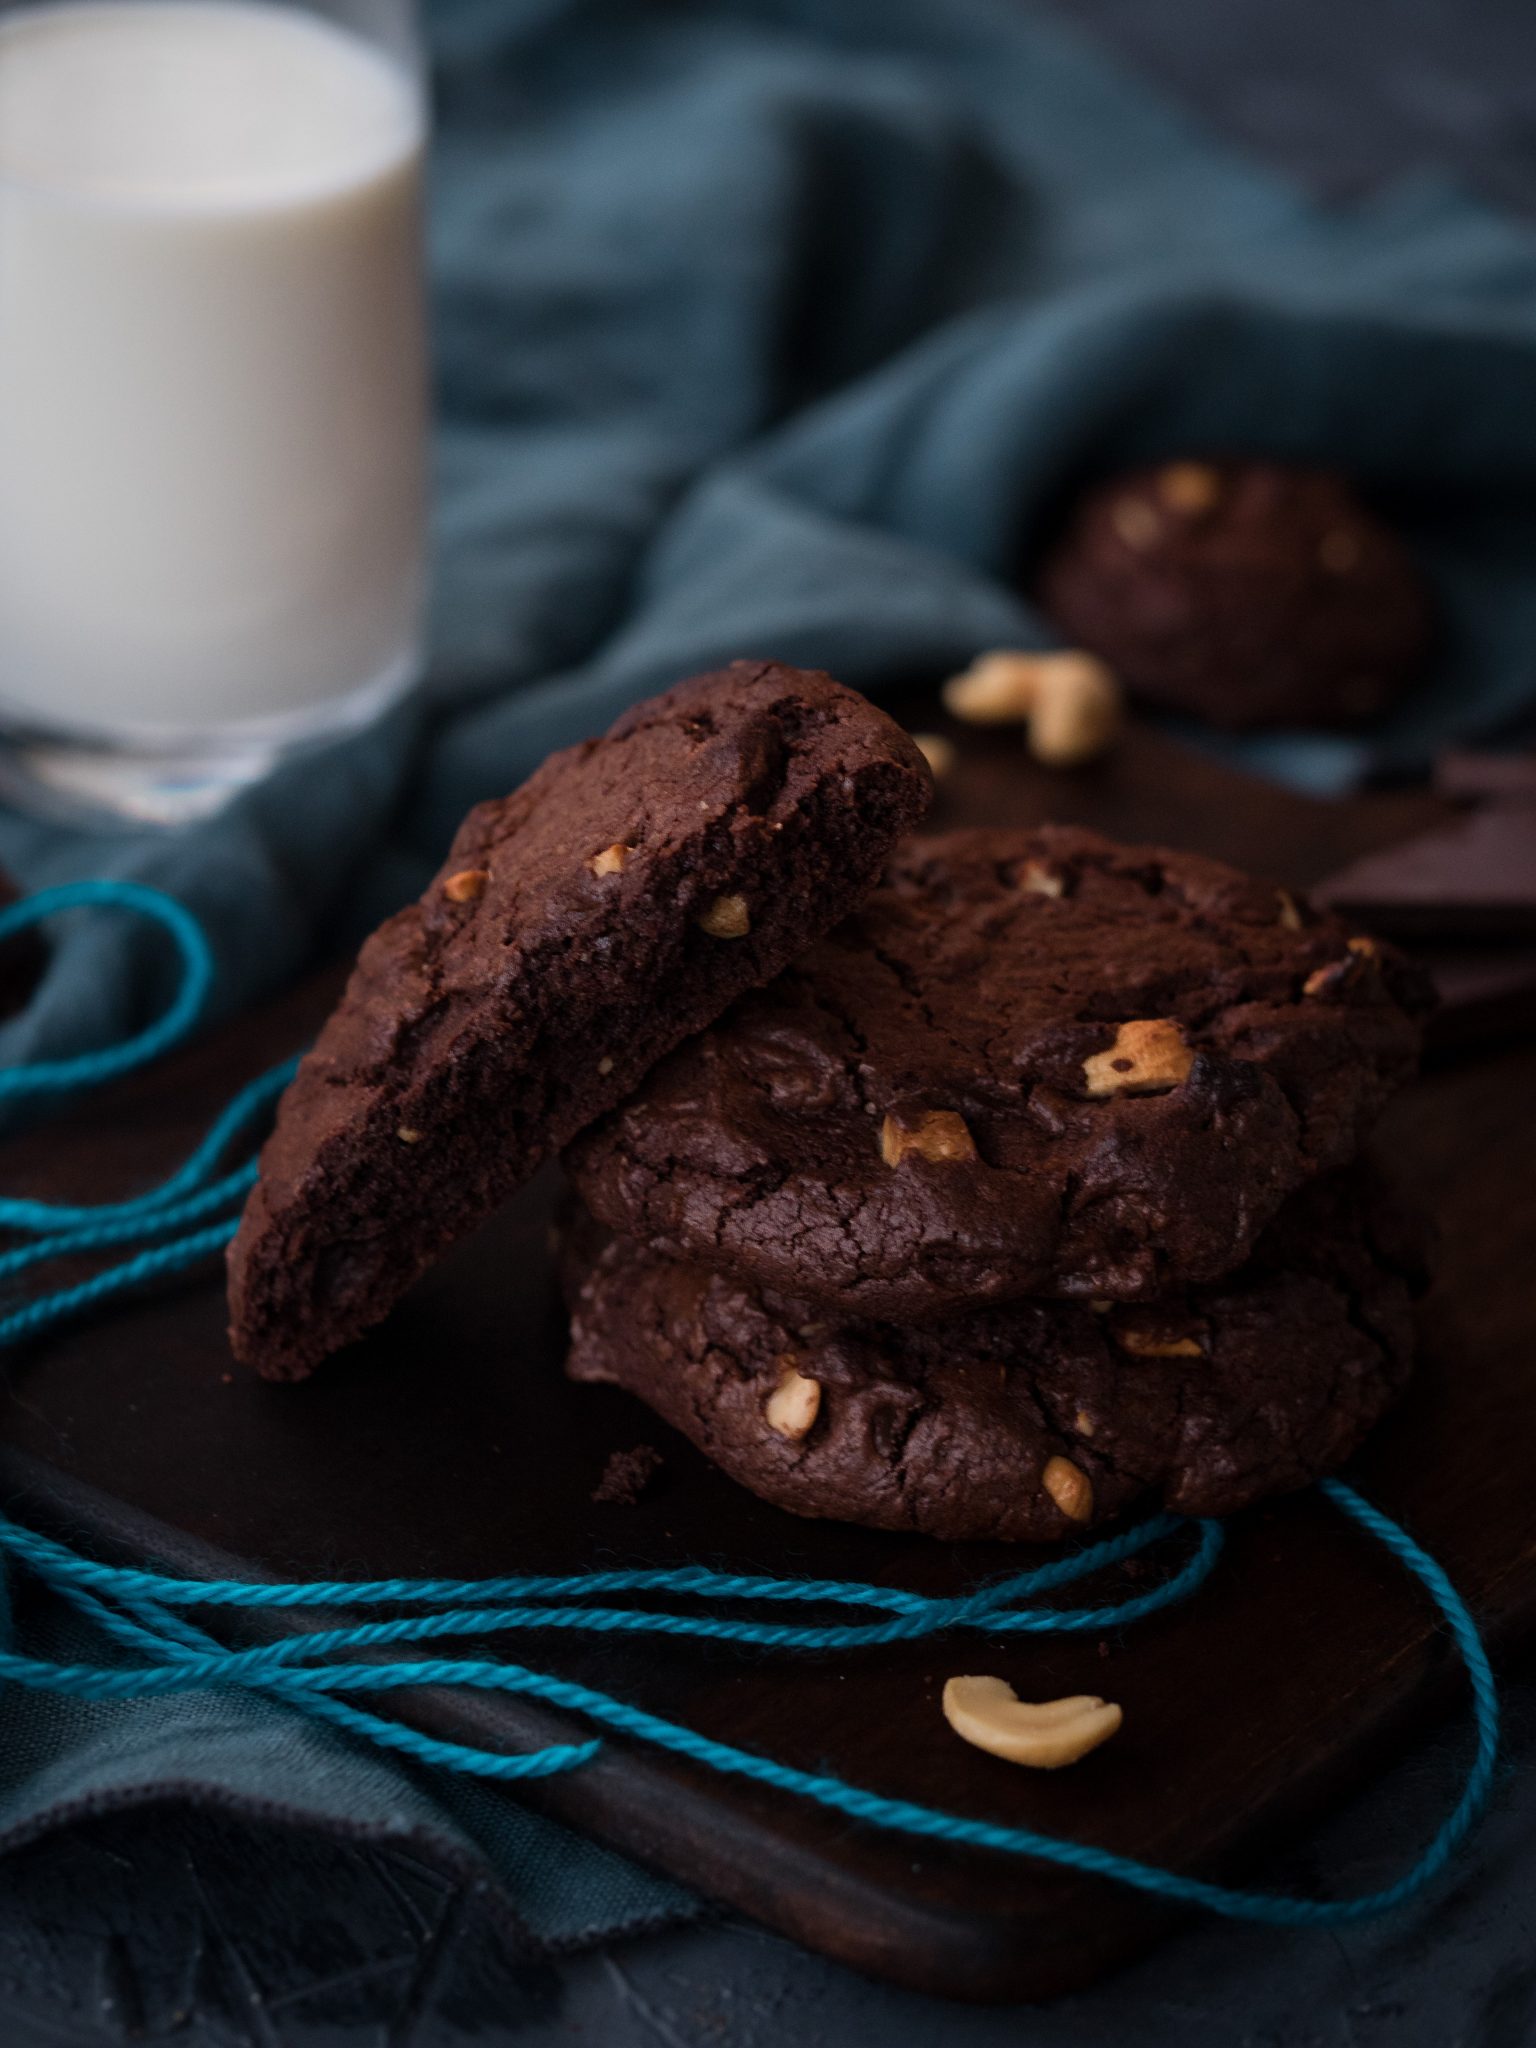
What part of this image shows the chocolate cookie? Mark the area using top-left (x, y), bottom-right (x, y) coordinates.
top-left (1034, 461), bottom-right (1433, 731)
top-left (228, 662), bottom-right (931, 1379)
top-left (563, 1173), bottom-right (1419, 1540)
top-left (565, 828), bottom-right (1429, 1320)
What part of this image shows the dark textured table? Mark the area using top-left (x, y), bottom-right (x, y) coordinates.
top-left (5, 3), bottom-right (1536, 2040)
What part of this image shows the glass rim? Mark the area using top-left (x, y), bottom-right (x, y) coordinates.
top-left (0, 0), bottom-right (428, 214)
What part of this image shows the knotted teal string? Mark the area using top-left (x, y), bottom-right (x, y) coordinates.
top-left (0, 880), bottom-right (1504, 1929)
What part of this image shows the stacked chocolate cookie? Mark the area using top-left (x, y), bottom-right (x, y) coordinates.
top-left (562, 828), bottom-right (1432, 1540)
top-left (226, 659), bottom-right (1430, 1544)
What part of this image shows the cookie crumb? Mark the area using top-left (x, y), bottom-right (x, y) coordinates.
top-left (593, 1444), bottom-right (664, 1506)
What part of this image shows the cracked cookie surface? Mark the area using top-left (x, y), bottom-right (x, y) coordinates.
top-left (562, 1173), bottom-right (1420, 1540)
top-left (227, 661), bottom-right (930, 1379)
top-left (565, 827), bottom-right (1429, 1319)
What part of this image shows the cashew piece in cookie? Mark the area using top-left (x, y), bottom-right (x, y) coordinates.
top-left (880, 1108), bottom-right (977, 1167)
top-left (1115, 1327), bottom-right (1204, 1359)
top-left (1303, 936), bottom-right (1378, 998)
top-left (1081, 1018), bottom-right (1193, 1098)
top-left (941, 650), bottom-right (1123, 768)
top-left (942, 1676), bottom-right (1122, 1769)
top-left (1042, 1453), bottom-right (1094, 1523)
top-left (696, 892), bottom-right (751, 939)
top-left (765, 1361), bottom-right (821, 1440)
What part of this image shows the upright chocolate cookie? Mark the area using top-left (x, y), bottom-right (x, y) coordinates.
top-left (228, 662), bottom-right (930, 1378)
top-left (566, 828), bottom-right (1429, 1320)
top-left (563, 1173), bottom-right (1420, 1541)
top-left (1034, 461), bottom-right (1432, 731)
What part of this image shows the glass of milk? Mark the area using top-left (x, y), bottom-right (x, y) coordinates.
top-left (0, 0), bottom-right (429, 822)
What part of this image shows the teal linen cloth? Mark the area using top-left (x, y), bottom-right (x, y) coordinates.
top-left (1, 0), bottom-right (1535, 1944)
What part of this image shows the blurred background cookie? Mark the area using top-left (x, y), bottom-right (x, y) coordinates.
top-left (1034, 460), bottom-right (1433, 732)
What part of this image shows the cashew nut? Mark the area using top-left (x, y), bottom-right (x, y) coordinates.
top-left (587, 843), bottom-right (629, 877)
top-left (942, 1675), bottom-right (1122, 1769)
top-left (941, 652), bottom-right (1039, 724)
top-left (1303, 937), bottom-right (1377, 999)
top-left (1042, 1454), bottom-right (1094, 1523)
top-left (696, 892), bottom-right (751, 939)
top-left (941, 650), bottom-right (1123, 769)
top-left (765, 1360), bottom-right (821, 1440)
top-left (1019, 860), bottom-right (1064, 898)
top-left (1081, 1018), bottom-right (1194, 1098)
top-left (1027, 658), bottom-right (1122, 766)
top-left (912, 732), bottom-right (957, 779)
top-left (1115, 1328), bottom-right (1203, 1359)
top-left (880, 1108), bottom-right (978, 1167)
top-left (442, 868), bottom-right (489, 903)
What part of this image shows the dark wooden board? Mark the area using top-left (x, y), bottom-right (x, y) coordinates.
top-left (1, 723), bottom-right (1531, 2005)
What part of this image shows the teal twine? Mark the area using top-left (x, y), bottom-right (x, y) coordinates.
top-left (0, 881), bottom-right (216, 1104)
top-left (0, 880), bottom-right (1505, 1928)
top-left (0, 1218), bottom-right (248, 1349)
top-left (0, 881), bottom-right (300, 1347)
top-left (0, 1509), bottom-right (1223, 1652)
top-left (0, 1060), bottom-right (294, 1235)
top-left (0, 1485), bottom-right (1500, 1928)
top-left (40, 1555), bottom-right (603, 1785)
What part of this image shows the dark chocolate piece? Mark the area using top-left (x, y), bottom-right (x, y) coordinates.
top-left (1434, 751), bottom-right (1536, 806)
top-left (1424, 947), bottom-right (1536, 1056)
top-left (1315, 804), bottom-right (1536, 942)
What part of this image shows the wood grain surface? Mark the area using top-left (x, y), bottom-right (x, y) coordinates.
top-left (0, 720), bottom-right (1529, 2003)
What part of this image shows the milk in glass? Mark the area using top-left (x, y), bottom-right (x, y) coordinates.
top-left (0, 1), bottom-right (428, 746)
